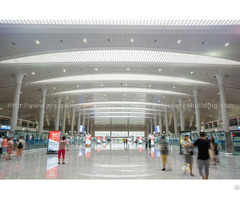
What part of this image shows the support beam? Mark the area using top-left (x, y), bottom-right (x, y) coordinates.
top-left (215, 74), bottom-right (234, 153)
top-left (178, 98), bottom-right (185, 131)
top-left (77, 112), bottom-right (81, 134)
top-left (62, 103), bottom-right (67, 135)
top-left (70, 108), bottom-right (75, 135)
top-left (192, 89), bottom-right (201, 134)
top-left (173, 106), bottom-right (178, 135)
top-left (165, 107), bottom-right (169, 134)
top-left (39, 88), bottom-right (48, 134)
top-left (10, 74), bottom-right (25, 135)
top-left (55, 97), bottom-right (61, 130)
top-left (159, 112), bottom-right (163, 134)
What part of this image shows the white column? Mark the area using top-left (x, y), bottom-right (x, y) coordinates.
top-left (150, 119), bottom-right (153, 133)
top-left (173, 107), bottom-right (178, 135)
top-left (165, 107), bottom-right (169, 134)
top-left (216, 75), bottom-right (229, 132)
top-left (87, 119), bottom-right (90, 134)
top-left (77, 112), bottom-right (81, 134)
top-left (62, 103), bottom-right (67, 135)
top-left (192, 89), bottom-right (201, 134)
top-left (82, 114), bottom-right (86, 128)
top-left (178, 98), bottom-right (185, 131)
top-left (39, 88), bottom-right (48, 134)
top-left (215, 74), bottom-right (233, 153)
top-left (70, 108), bottom-right (75, 135)
top-left (159, 112), bottom-right (163, 134)
top-left (10, 74), bottom-right (25, 133)
top-left (55, 97), bottom-right (61, 130)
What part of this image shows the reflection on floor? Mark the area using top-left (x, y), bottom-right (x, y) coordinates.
top-left (0, 142), bottom-right (240, 179)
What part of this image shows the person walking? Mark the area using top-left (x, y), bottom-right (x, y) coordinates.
top-left (58, 136), bottom-right (66, 164)
top-left (160, 136), bottom-right (171, 171)
top-left (182, 134), bottom-right (194, 176)
top-left (0, 135), bottom-right (3, 159)
top-left (209, 138), bottom-right (218, 166)
top-left (66, 137), bottom-right (70, 151)
top-left (6, 137), bottom-right (13, 160)
top-left (193, 132), bottom-right (210, 179)
top-left (2, 136), bottom-right (8, 159)
top-left (145, 137), bottom-right (148, 149)
top-left (16, 136), bottom-right (26, 160)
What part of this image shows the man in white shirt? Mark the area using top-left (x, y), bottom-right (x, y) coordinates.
top-left (0, 135), bottom-right (3, 159)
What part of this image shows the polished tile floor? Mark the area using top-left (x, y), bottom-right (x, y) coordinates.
top-left (0, 142), bottom-right (240, 179)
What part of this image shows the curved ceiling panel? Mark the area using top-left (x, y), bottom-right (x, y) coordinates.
top-left (1, 50), bottom-right (240, 65)
top-left (53, 87), bottom-right (187, 95)
top-left (31, 73), bottom-right (211, 85)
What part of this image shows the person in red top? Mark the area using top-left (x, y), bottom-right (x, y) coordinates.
top-left (58, 136), bottom-right (66, 164)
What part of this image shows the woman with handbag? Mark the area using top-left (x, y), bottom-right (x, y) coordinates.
top-left (182, 134), bottom-right (194, 176)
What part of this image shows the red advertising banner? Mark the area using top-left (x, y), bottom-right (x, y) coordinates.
top-left (47, 131), bottom-right (61, 153)
top-left (97, 136), bottom-right (101, 144)
top-left (85, 135), bottom-right (91, 147)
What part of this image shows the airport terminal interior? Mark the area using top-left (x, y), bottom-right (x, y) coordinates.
top-left (1, 19), bottom-right (240, 179)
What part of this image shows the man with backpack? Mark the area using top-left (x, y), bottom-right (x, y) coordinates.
top-left (16, 136), bottom-right (25, 160)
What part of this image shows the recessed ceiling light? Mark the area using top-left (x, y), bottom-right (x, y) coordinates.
top-left (101, 83), bottom-right (103, 86)
top-left (163, 96), bottom-right (165, 98)
top-left (35, 40), bottom-right (40, 45)
top-left (127, 68), bottom-right (130, 71)
top-left (190, 71), bottom-right (194, 74)
top-left (218, 92), bottom-right (220, 95)
top-left (149, 85), bottom-right (151, 87)
top-left (158, 69), bottom-right (161, 72)
top-left (125, 83), bottom-right (127, 86)
top-left (83, 38), bottom-right (87, 43)
top-left (173, 86), bottom-right (176, 89)
top-left (225, 43), bottom-right (229, 47)
top-left (63, 69), bottom-right (66, 72)
top-left (130, 39), bottom-right (134, 43)
top-left (189, 99), bottom-right (191, 101)
top-left (72, 101), bottom-right (74, 103)
top-left (53, 87), bottom-right (56, 90)
top-left (77, 85), bottom-right (79, 87)
top-left (177, 40), bottom-right (181, 44)
top-left (20, 92), bottom-right (22, 94)
top-left (32, 72), bottom-right (35, 75)
top-left (95, 68), bottom-right (98, 71)
top-left (66, 96), bottom-right (68, 99)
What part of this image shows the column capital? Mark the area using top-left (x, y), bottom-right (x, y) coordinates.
top-left (40, 88), bottom-right (48, 96)
top-left (14, 74), bottom-right (26, 84)
top-left (191, 88), bottom-right (200, 96)
top-left (214, 74), bottom-right (228, 85)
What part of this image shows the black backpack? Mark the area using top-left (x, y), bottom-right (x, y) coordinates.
top-left (18, 142), bottom-right (23, 149)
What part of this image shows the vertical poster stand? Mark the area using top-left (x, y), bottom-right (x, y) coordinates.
top-left (47, 131), bottom-right (61, 154)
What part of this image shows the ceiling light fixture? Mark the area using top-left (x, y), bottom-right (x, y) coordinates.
top-left (190, 71), bottom-right (194, 74)
top-left (130, 39), bottom-right (134, 43)
top-left (63, 69), bottom-right (66, 72)
top-left (177, 40), bottom-right (181, 44)
top-left (1, 50), bottom-right (240, 65)
top-left (83, 38), bottom-right (87, 43)
top-left (225, 43), bottom-right (229, 46)
top-left (32, 72), bottom-right (35, 75)
top-left (35, 40), bottom-right (40, 45)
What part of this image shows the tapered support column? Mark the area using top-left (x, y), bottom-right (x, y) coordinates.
top-left (55, 97), bottom-right (61, 130)
top-left (192, 89), bottom-right (201, 134)
top-left (70, 108), bottom-right (75, 135)
top-left (10, 74), bottom-right (25, 134)
top-left (159, 112), bottom-right (163, 134)
top-left (87, 119), bottom-right (90, 134)
top-left (150, 119), bottom-right (153, 133)
top-left (82, 114), bottom-right (86, 129)
top-left (39, 88), bottom-right (48, 134)
top-left (77, 112), bottom-right (81, 134)
top-left (173, 107), bottom-right (178, 135)
top-left (165, 107), bottom-right (169, 134)
top-left (62, 103), bottom-right (67, 135)
top-left (147, 121), bottom-right (149, 135)
top-left (178, 98), bottom-right (185, 131)
top-left (215, 74), bottom-right (233, 153)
